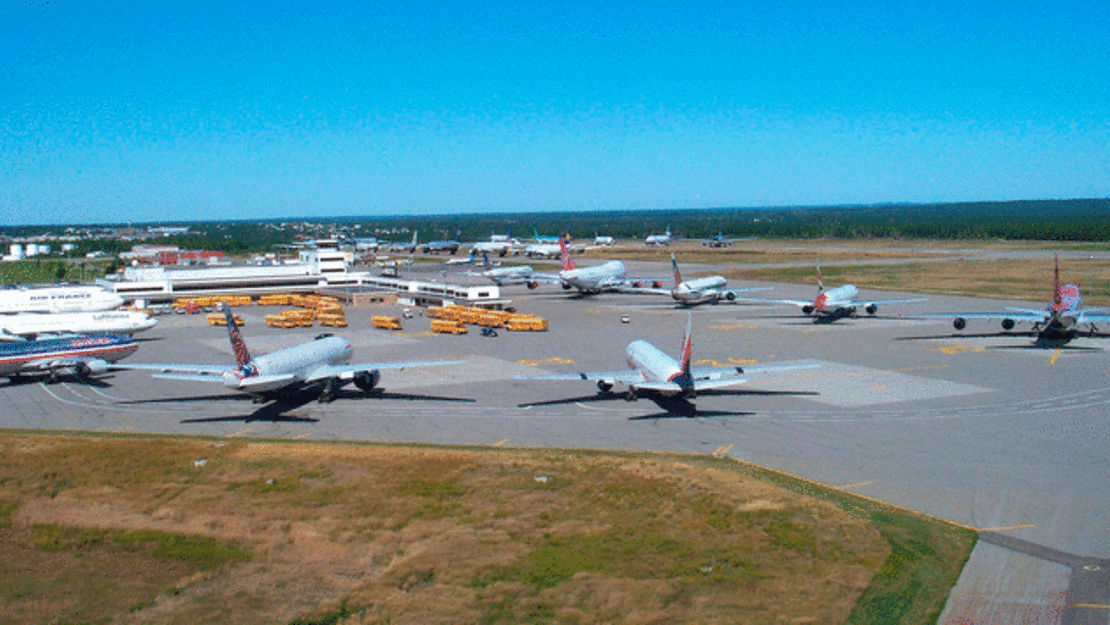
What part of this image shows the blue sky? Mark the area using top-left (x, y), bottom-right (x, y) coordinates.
top-left (2, 0), bottom-right (1108, 225)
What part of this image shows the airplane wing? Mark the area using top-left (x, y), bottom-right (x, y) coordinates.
top-left (119, 363), bottom-right (230, 376)
top-left (732, 297), bottom-right (813, 307)
top-left (903, 312), bottom-right (1048, 323)
top-left (304, 359), bottom-right (464, 384)
top-left (514, 369), bottom-right (647, 385)
top-left (22, 356), bottom-right (111, 373)
top-left (689, 361), bottom-right (819, 379)
top-left (1078, 310), bottom-right (1110, 324)
top-left (850, 297), bottom-right (930, 307)
top-left (616, 285), bottom-right (672, 296)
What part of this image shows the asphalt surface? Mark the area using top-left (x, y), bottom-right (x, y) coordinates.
top-left (2, 256), bottom-right (1108, 624)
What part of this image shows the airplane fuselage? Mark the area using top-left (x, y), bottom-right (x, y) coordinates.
top-left (810, 284), bottom-right (860, 315)
top-left (0, 334), bottom-right (138, 377)
top-left (560, 261), bottom-right (626, 293)
top-left (625, 340), bottom-right (682, 391)
top-left (225, 335), bottom-right (353, 391)
top-left (0, 286), bottom-right (124, 314)
top-left (0, 310), bottom-right (157, 339)
top-left (672, 276), bottom-right (728, 304)
top-left (485, 266), bottom-right (534, 285)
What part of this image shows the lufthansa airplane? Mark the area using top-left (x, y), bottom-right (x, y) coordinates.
top-left (121, 304), bottom-right (462, 402)
top-left (515, 313), bottom-right (818, 416)
top-left (0, 310), bottom-right (157, 341)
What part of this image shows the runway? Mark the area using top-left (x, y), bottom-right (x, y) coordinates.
top-left (1, 268), bottom-right (1108, 623)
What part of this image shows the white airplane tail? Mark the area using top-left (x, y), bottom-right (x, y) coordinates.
top-left (671, 253), bottom-right (683, 287)
top-left (816, 261), bottom-right (825, 293)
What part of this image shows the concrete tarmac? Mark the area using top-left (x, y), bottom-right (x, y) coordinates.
top-left (1, 262), bottom-right (1107, 624)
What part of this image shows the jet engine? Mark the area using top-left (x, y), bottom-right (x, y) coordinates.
top-left (725, 292), bottom-right (736, 301)
top-left (1001, 318), bottom-right (1016, 331)
top-left (953, 317), bottom-right (967, 330)
top-left (353, 370), bottom-right (381, 393)
top-left (801, 305), bottom-right (815, 315)
top-left (561, 283), bottom-right (572, 290)
top-left (596, 380), bottom-right (613, 393)
top-left (527, 281), bottom-right (538, 290)
top-left (75, 359), bottom-right (109, 378)
top-left (865, 304), bottom-right (878, 315)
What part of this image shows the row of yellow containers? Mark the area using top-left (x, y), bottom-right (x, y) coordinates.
top-left (174, 295), bottom-right (253, 308)
top-left (427, 306), bottom-right (548, 331)
top-left (265, 308), bottom-right (349, 328)
top-left (255, 294), bottom-right (346, 309)
top-left (206, 312), bottom-right (245, 326)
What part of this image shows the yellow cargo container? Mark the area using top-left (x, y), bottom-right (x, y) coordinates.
top-left (207, 313), bottom-right (245, 326)
top-left (431, 319), bottom-right (468, 334)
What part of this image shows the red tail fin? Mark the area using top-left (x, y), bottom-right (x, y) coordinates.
top-left (222, 303), bottom-right (252, 368)
top-left (560, 237), bottom-right (576, 271)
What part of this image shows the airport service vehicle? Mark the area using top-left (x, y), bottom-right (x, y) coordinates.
top-left (906, 254), bottom-right (1110, 346)
top-left (0, 334), bottom-right (138, 380)
top-left (644, 227), bottom-right (672, 247)
top-left (121, 305), bottom-right (462, 403)
top-left (515, 313), bottom-right (818, 416)
top-left (0, 310), bottom-right (157, 341)
top-left (0, 285), bottom-right (124, 314)
top-left (745, 263), bottom-right (926, 322)
top-left (624, 253), bottom-right (770, 306)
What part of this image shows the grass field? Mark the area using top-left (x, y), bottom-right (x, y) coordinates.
top-left (0, 433), bottom-right (975, 624)
top-left (0, 260), bottom-right (107, 284)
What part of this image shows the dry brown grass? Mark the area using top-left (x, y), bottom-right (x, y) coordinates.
top-left (0, 434), bottom-right (896, 624)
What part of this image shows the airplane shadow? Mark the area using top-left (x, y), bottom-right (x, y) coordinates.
top-left (896, 332), bottom-right (1104, 350)
top-left (3, 374), bottom-right (114, 388)
top-left (518, 388), bottom-right (811, 419)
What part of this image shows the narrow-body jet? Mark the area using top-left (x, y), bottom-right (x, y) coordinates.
top-left (0, 334), bottom-right (138, 381)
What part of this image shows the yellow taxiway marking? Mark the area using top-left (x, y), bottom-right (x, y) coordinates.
top-left (835, 480), bottom-right (874, 490)
top-left (979, 524), bottom-right (1037, 532)
top-left (871, 384), bottom-right (885, 389)
top-left (709, 323), bottom-right (758, 331)
top-left (1075, 604), bottom-right (1110, 610)
top-left (1050, 349), bottom-right (1061, 365)
top-left (228, 428), bottom-right (253, 438)
top-left (711, 444), bottom-right (733, 458)
top-left (517, 356), bottom-right (576, 367)
top-left (493, 439), bottom-right (510, 447)
top-left (938, 345), bottom-right (988, 355)
top-left (695, 357), bottom-right (758, 367)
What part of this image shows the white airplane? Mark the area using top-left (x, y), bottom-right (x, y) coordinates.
top-left (746, 263), bottom-right (926, 323)
top-left (553, 238), bottom-right (665, 295)
top-left (472, 230), bottom-right (518, 257)
top-left (0, 285), bottom-right (124, 314)
top-left (523, 241), bottom-right (563, 258)
top-left (627, 253), bottom-right (770, 306)
top-left (592, 233), bottom-right (615, 247)
top-left (1, 333), bottom-right (139, 381)
top-left (645, 226), bottom-right (672, 247)
top-left (120, 304), bottom-right (463, 403)
top-left (445, 250), bottom-right (480, 265)
top-left (390, 232), bottom-right (419, 253)
top-left (0, 310), bottom-right (158, 341)
top-left (905, 254), bottom-right (1110, 345)
top-left (515, 313), bottom-right (818, 416)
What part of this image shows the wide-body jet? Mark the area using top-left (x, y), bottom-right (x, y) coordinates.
top-left (0, 310), bottom-right (157, 341)
top-left (745, 263), bottom-right (925, 323)
top-left (0, 334), bottom-right (138, 381)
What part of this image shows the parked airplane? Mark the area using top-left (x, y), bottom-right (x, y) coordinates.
top-left (906, 254), bottom-right (1110, 345)
top-left (523, 241), bottom-right (563, 258)
top-left (703, 232), bottom-right (733, 248)
top-left (0, 334), bottom-right (138, 381)
top-left (628, 253), bottom-right (770, 306)
top-left (645, 227), bottom-right (672, 247)
top-left (120, 305), bottom-right (463, 403)
top-left (445, 250), bottom-right (479, 265)
top-left (0, 285), bottom-right (124, 314)
top-left (746, 263), bottom-right (926, 323)
top-left (472, 230), bottom-right (517, 257)
top-left (531, 228), bottom-right (562, 243)
top-left (469, 252), bottom-right (556, 289)
top-left (390, 232), bottom-right (419, 253)
top-left (422, 230), bottom-right (461, 254)
top-left (515, 313), bottom-right (818, 416)
top-left (0, 310), bottom-right (157, 341)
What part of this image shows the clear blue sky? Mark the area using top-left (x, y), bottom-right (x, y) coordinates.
top-left (2, 0), bottom-right (1108, 225)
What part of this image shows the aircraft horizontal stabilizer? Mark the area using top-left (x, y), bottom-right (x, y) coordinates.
top-left (692, 378), bottom-right (750, 392)
top-left (153, 372), bottom-right (226, 383)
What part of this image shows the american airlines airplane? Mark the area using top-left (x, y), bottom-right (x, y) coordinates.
top-left (515, 313), bottom-right (818, 416)
top-left (0, 285), bottom-right (124, 314)
top-left (0, 310), bottom-right (158, 341)
top-left (0, 334), bottom-right (138, 381)
top-left (121, 305), bottom-right (463, 403)
top-left (626, 253), bottom-right (770, 306)
top-left (746, 263), bottom-right (926, 323)
top-left (906, 254), bottom-right (1110, 346)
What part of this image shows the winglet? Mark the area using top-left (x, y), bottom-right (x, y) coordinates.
top-left (671, 252), bottom-right (682, 287)
top-left (560, 236), bottom-right (576, 271)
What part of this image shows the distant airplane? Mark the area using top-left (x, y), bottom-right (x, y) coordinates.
top-left (703, 232), bottom-right (733, 248)
top-left (627, 253), bottom-right (770, 306)
top-left (532, 228), bottom-right (562, 243)
top-left (905, 254), bottom-right (1110, 346)
top-left (422, 230), bottom-right (462, 254)
top-left (745, 262), bottom-right (926, 323)
top-left (120, 304), bottom-right (463, 403)
top-left (0, 310), bottom-right (157, 341)
top-left (515, 313), bottom-right (818, 417)
top-left (555, 238), bottom-right (664, 294)
top-left (445, 250), bottom-right (479, 266)
top-left (645, 226), bottom-right (672, 247)
top-left (390, 232), bottom-right (419, 254)
top-left (0, 285), bottom-right (124, 314)
top-left (470, 252), bottom-right (557, 289)
top-left (1, 334), bottom-right (138, 381)
top-left (523, 241), bottom-right (563, 258)
top-left (592, 233), bottom-right (615, 247)
top-left (472, 230), bottom-right (517, 257)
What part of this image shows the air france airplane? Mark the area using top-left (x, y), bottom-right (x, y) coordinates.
top-left (0, 286), bottom-right (124, 314)
top-left (121, 304), bottom-right (462, 403)
top-left (515, 313), bottom-right (818, 416)
top-left (908, 254), bottom-right (1110, 345)
top-left (748, 263), bottom-right (926, 322)
top-left (0, 334), bottom-right (138, 380)
top-left (0, 310), bottom-right (157, 341)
